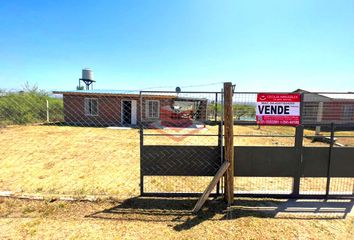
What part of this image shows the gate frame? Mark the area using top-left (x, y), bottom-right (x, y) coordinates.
top-left (139, 90), bottom-right (224, 197)
top-left (139, 89), bottom-right (354, 199)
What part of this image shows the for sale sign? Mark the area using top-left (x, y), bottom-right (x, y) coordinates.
top-left (256, 93), bottom-right (301, 126)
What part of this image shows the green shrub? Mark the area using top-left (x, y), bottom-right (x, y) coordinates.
top-left (0, 84), bottom-right (64, 125)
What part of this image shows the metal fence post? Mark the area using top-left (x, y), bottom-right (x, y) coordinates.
top-left (214, 93), bottom-right (218, 122)
top-left (326, 123), bottom-right (335, 197)
top-left (46, 100), bottom-right (50, 123)
top-left (216, 123), bottom-right (223, 196)
top-left (292, 125), bottom-right (304, 197)
top-left (223, 82), bottom-right (234, 204)
top-left (139, 92), bottom-right (144, 196)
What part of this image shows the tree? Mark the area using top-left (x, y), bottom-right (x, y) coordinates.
top-left (233, 104), bottom-right (256, 120)
top-left (207, 101), bottom-right (222, 120)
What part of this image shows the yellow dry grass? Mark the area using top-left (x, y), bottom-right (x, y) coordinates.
top-left (0, 125), bottom-right (353, 197)
top-left (0, 197), bottom-right (352, 240)
top-left (0, 125), bottom-right (353, 239)
top-left (0, 125), bottom-right (140, 197)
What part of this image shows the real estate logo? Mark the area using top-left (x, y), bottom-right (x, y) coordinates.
top-left (148, 103), bottom-right (205, 142)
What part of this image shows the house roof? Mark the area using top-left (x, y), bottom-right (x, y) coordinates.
top-left (52, 89), bottom-right (207, 101)
top-left (293, 89), bottom-right (354, 101)
top-left (53, 89), bottom-right (140, 95)
top-left (321, 94), bottom-right (354, 100)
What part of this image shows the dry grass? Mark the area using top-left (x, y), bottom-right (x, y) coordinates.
top-left (0, 125), bottom-right (353, 239)
top-left (0, 197), bottom-right (352, 240)
top-left (0, 125), bottom-right (353, 197)
top-left (0, 125), bottom-right (140, 197)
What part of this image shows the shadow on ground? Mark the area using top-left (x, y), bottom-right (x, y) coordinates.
top-left (87, 197), bottom-right (353, 231)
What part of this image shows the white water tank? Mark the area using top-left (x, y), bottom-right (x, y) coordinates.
top-left (82, 68), bottom-right (94, 80)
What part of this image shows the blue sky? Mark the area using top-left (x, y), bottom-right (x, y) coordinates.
top-left (0, 0), bottom-right (353, 92)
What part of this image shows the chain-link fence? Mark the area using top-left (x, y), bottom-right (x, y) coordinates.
top-left (140, 91), bottom-right (224, 196)
top-left (0, 88), bottom-right (353, 198)
top-left (0, 88), bottom-right (142, 198)
top-left (300, 93), bottom-right (354, 197)
top-left (0, 88), bottom-right (223, 198)
top-left (232, 91), bottom-right (354, 197)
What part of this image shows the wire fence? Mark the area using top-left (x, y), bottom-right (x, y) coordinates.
top-left (140, 91), bottom-right (223, 195)
top-left (0, 88), bottom-right (224, 197)
top-left (231, 92), bottom-right (354, 197)
top-left (0, 88), bottom-right (353, 198)
top-left (0, 89), bottom-right (142, 197)
top-left (232, 92), bottom-right (354, 147)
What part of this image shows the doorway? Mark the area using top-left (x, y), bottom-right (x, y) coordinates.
top-left (121, 100), bottom-right (137, 125)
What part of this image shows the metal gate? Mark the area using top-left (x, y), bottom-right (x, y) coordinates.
top-left (232, 92), bottom-right (354, 198)
top-left (140, 90), bottom-right (224, 196)
top-left (140, 89), bottom-right (354, 198)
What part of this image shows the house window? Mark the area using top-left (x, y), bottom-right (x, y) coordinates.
top-left (146, 100), bottom-right (160, 119)
top-left (343, 105), bottom-right (354, 121)
top-left (84, 98), bottom-right (98, 116)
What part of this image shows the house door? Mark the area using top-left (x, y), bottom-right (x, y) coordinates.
top-left (122, 100), bottom-right (137, 125)
top-left (131, 100), bottom-right (137, 125)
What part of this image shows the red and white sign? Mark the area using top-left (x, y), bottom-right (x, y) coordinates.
top-left (256, 93), bottom-right (301, 126)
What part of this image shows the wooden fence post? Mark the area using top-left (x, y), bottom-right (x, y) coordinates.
top-left (223, 82), bottom-right (234, 204)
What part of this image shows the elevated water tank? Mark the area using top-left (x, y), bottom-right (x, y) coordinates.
top-left (79, 68), bottom-right (95, 90)
top-left (82, 68), bottom-right (94, 80)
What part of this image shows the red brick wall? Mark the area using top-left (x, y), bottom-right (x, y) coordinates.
top-left (303, 100), bottom-right (354, 124)
top-left (63, 95), bottom-right (122, 126)
top-left (322, 101), bottom-right (354, 122)
top-left (63, 94), bottom-right (207, 126)
top-left (63, 94), bottom-right (175, 126)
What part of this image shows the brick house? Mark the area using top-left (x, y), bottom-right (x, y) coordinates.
top-left (294, 89), bottom-right (354, 125)
top-left (52, 90), bottom-right (207, 127)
